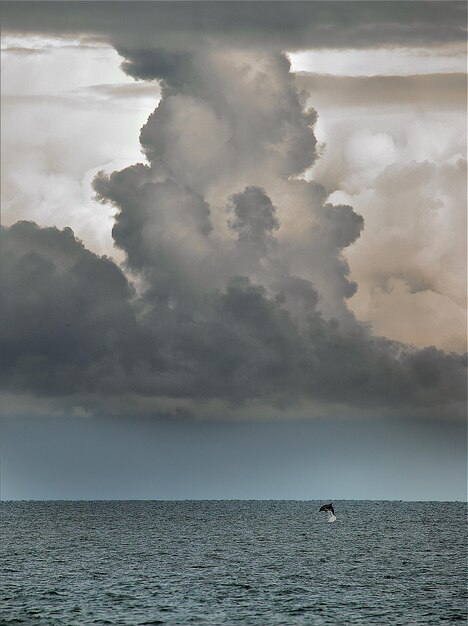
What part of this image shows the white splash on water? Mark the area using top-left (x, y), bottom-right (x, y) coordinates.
top-left (327, 512), bottom-right (337, 523)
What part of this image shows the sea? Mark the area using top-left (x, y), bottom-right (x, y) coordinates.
top-left (1, 501), bottom-right (466, 625)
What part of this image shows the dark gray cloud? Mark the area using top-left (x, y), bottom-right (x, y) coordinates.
top-left (1, 221), bottom-right (466, 419)
top-left (2, 2), bottom-right (466, 50)
top-left (228, 187), bottom-right (279, 258)
top-left (0, 221), bottom-right (138, 397)
top-left (119, 48), bottom-right (197, 90)
top-left (1, 1), bottom-right (466, 421)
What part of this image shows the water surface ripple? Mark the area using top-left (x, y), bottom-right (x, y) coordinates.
top-left (1, 501), bottom-right (466, 625)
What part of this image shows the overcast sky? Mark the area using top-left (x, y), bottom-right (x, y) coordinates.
top-left (1, 2), bottom-right (466, 500)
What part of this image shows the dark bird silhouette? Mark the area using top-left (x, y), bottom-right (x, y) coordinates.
top-left (319, 503), bottom-right (335, 515)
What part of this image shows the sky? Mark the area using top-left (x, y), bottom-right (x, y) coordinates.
top-left (1, 1), bottom-right (466, 500)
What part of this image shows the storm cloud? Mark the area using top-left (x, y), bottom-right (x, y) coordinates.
top-left (1, 2), bottom-right (466, 421)
top-left (2, 2), bottom-right (466, 50)
top-left (1, 219), bottom-right (465, 418)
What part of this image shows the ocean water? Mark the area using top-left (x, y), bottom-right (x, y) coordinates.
top-left (1, 501), bottom-right (466, 625)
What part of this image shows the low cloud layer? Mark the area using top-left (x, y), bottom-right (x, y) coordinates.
top-left (1, 4), bottom-right (466, 420)
top-left (1, 218), bottom-right (465, 420)
top-left (296, 73), bottom-right (467, 111)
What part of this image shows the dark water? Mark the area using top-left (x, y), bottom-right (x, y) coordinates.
top-left (1, 501), bottom-right (466, 625)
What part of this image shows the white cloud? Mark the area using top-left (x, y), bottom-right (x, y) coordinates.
top-left (311, 109), bottom-right (466, 351)
top-left (1, 38), bottom-right (159, 257)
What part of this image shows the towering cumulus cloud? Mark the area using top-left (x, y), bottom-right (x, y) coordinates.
top-left (1, 2), bottom-right (466, 420)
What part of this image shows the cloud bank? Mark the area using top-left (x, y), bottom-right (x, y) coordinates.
top-left (1, 3), bottom-right (466, 420)
top-left (2, 2), bottom-right (466, 50)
